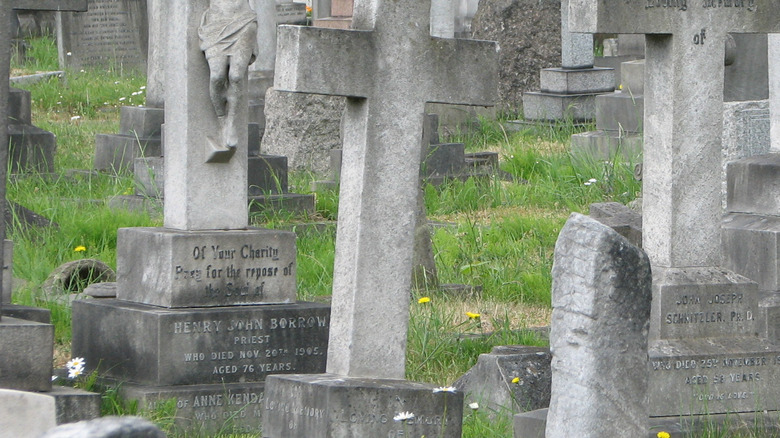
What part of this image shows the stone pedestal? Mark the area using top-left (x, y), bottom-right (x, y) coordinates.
top-left (262, 374), bottom-right (463, 438)
top-left (522, 67), bottom-right (615, 122)
top-left (8, 87), bottom-right (56, 173)
top-left (94, 106), bottom-right (163, 173)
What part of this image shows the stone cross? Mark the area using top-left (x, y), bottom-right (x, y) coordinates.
top-left (275, 0), bottom-right (497, 379)
top-left (570, 0), bottom-right (780, 269)
top-left (0, 0), bottom-right (88, 319)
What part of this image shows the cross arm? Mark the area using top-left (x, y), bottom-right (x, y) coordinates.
top-left (427, 37), bottom-right (499, 107)
top-left (8, 0), bottom-right (87, 11)
top-left (275, 26), bottom-right (373, 98)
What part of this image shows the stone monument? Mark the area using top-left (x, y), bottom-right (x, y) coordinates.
top-left (261, 0), bottom-right (498, 436)
top-left (522, 0), bottom-right (614, 121)
top-left (570, 0), bottom-right (780, 419)
top-left (72, 0), bottom-right (330, 432)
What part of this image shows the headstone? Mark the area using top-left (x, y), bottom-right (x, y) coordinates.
top-left (0, 389), bottom-right (57, 437)
top-left (570, 0), bottom-right (780, 417)
top-left (521, 0), bottom-right (614, 121)
top-left (56, 0), bottom-right (148, 71)
top-left (72, 0), bottom-right (330, 432)
top-left (262, 0), bottom-right (497, 435)
top-left (8, 86), bottom-right (56, 174)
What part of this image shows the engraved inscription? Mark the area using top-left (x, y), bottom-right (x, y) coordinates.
top-left (646, 0), bottom-right (688, 10)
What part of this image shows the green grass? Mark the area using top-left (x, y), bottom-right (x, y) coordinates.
top-left (1, 36), bottom-right (652, 437)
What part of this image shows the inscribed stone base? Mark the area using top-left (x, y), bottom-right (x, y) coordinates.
top-left (248, 155), bottom-right (289, 195)
top-left (539, 67), bottom-right (614, 95)
top-left (8, 124), bottom-right (55, 173)
top-left (514, 408), bottom-right (780, 438)
top-left (72, 298), bottom-right (329, 386)
top-left (262, 374), bottom-right (463, 438)
top-left (94, 133), bottom-right (162, 173)
top-left (595, 93), bottom-right (644, 132)
top-left (648, 337), bottom-right (780, 416)
top-left (116, 227), bottom-right (298, 307)
top-left (454, 345), bottom-right (551, 413)
top-left (649, 267), bottom-right (759, 341)
top-left (51, 386), bottom-right (102, 424)
top-left (248, 194), bottom-right (316, 216)
top-left (570, 130), bottom-right (643, 161)
top-left (722, 213), bottom-right (780, 292)
top-left (0, 316), bottom-right (54, 391)
top-left (521, 92), bottom-right (599, 122)
top-left (118, 381), bottom-right (267, 435)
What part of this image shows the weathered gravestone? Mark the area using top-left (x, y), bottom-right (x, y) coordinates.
top-left (72, 0), bottom-right (330, 432)
top-left (261, 0), bottom-right (498, 436)
top-left (56, 0), bottom-right (148, 71)
top-left (570, 0), bottom-right (780, 417)
top-left (513, 213), bottom-right (652, 438)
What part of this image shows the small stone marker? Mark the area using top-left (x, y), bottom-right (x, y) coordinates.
top-left (545, 213), bottom-right (651, 437)
top-left (56, 0), bottom-right (148, 71)
top-left (570, 0), bottom-right (780, 417)
top-left (262, 0), bottom-right (497, 435)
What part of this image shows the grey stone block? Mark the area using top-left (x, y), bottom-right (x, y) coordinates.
top-left (248, 122), bottom-right (263, 156)
top-left (454, 345), bottom-right (550, 413)
top-left (72, 299), bottom-right (330, 386)
top-left (594, 55), bottom-right (642, 88)
top-left (94, 133), bottom-right (163, 173)
top-left (423, 143), bottom-right (465, 178)
top-left (0, 316), bottom-right (54, 391)
top-left (0, 389), bottom-right (57, 436)
top-left (570, 130), bottom-right (643, 161)
top-left (650, 267), bottom-right (759, 341)
top-left (522, 92), bottom-right (599, 122)
top-left (595, 92), bottom-right (644, 133)
top-left (726, 154), bottom-right (780, 216)
top-left (248, 155), bottom-right (289, 195)
top-left (262, 374), bottom-right (463, 438)
top-left (119, 382), bottom-right (266, 434)
top-left (620, 59), bottom-right (645, 96)
top-left (722, 213), bottom-right (780, 292)
top-left (134, 157), bottom-right (164, 198)
top-left (539, 67), bottom-right (614, 95)
top-left (589, 202), bottom-right (642, 248)
top-left (648, 336), bottom-right (780, 416)
top-left (248, 194), bottom-right (317, 216)
top-left (51, 386), bottom-right (102, 425)
top-left (1, 304), bottom-right (51, 323)
top-left (119, 106), bottom-right (164, 138)
top-left (8, 87), bottom-right (31, 125)
top-left (513, 408), bottom-right (547, 438)
top-left (8, 124), bottom-right (55, 173)
top-left (42, 416), bottom-right (164, 438)
top-left (117, 227), bottom-right (298, 307)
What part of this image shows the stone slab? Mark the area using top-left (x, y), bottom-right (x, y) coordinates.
top-left (119, 106), bottom-right (163, 138)
top-left (648, 337), bottom-right (780, 416)
top-left (262, 374), bottom-right (463, 438)
top-left (594, 55), bottom-right (643, 88)
top-left (423, 143), bottom-right (465, 178)
top-left (1, 304), bottom-right (51, 324)
top-left (119, 381), bottom-right (266, 434)
top-left (0, 389), bottom-right (57, 436)
top-left (133, 156), bottom-right (163, 198)
top-left (589, 201), bottom-right (642, 248)
top-left (8, 87), bottom-right (31, 125)
top-left (51, 386), bottom-right (102, 424)
top-left (722, 213), bottom-right (780, 292)
top-left (116, 227), bottom-right (297, 307)
top-left (0, 316), bottom-right (54, 391)
top-left (94, 133), bottom-right (162, 173)
top-left (72, 298), bottom-right (330, 386)
top-left (513, 408), bottom-right (547, 438)
top-left (8, 124), bottom-right (55, 174)
top-left (539, 67), bottom-right (614, 95)
top-left (621, 59), bottom-right (645, 96)
top-left (41, 416), bottom-right (164, 437)
top-left (56, 0), bottom-right (148, 71)
top-left (570, 130), bottom-right (643, 161)
top-left (726, 154), bottom-right (780, 216)
top-left (650, 267), bottom-right (759, 341)
top-left (595, 92), bottom-right (644, 133)
top-left (522, 92), bottom-right (599, 122)
top-left (248, 155), bottom-right (289, 196)
top-left (248, 194), bottom-right (316, 216)
top-left (453, 345), bottom-right (550, 413)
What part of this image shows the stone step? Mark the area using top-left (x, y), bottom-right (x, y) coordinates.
top-left (722, 212), bottom-right (780, 292)
top-left (522, 92), bottom-right (601, 122)
top-left (726, 153), bottom-right (780, 216)
top-left (538, 67), bottom-right (614, 94)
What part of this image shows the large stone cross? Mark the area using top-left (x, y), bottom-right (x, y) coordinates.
top-left (275, 0), bottom-right (497, 379)
top-left (0, 0), bottom-right (88, 318)
top-left (570, 0), bottom-right (780, 269)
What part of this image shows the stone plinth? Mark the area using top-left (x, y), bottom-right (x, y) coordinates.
top-left (262, 374), bottom-right (463, 438)
top-left (538, 67), bottom-right (614, 95)
top-left (72, 298), bottom-right (330, 386)
top-left (116, 227), bottom-right (297, 307)
top-left (0, 316), bottom-right (54, 392)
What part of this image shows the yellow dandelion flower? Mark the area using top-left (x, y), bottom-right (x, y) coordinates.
top-left (418, 297), bottom-right (431, 304)
top-left (74, 246), bottom-right (86, 252)
top-left (657, 432), bottom-right (670, 438)
top-left (466, 312), bottom-right (480, 319)
top-left (511, 377), bottom-right (520, 384)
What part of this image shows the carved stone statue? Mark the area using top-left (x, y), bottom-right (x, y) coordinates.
top-left (198, 0), bottom-right (258, 153)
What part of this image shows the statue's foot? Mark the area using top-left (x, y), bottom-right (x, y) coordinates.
top-left (225, 124), bottom-right (239, 150)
